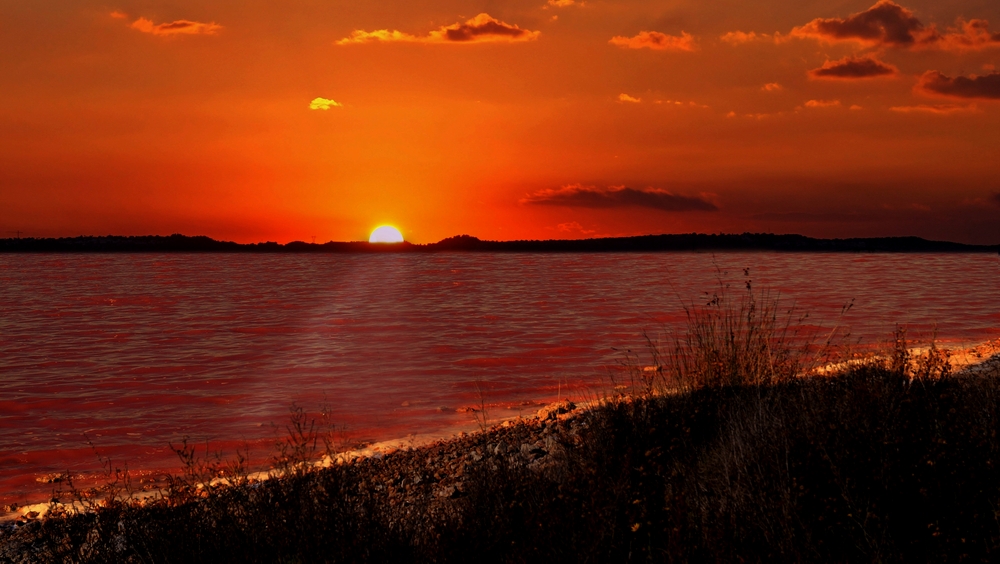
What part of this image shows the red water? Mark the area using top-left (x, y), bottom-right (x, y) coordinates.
top-left (1, 252), bottom-right (998, 505)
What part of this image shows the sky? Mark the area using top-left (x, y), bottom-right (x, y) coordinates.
top-left (1, 0), bottom-right (999, 244)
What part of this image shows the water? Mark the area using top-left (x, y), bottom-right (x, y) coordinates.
top-left (1, 252), bottom-right (998, 504)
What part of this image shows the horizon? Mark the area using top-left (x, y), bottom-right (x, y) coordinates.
top-left (3, 230), bottom-right (998, 248)
top-left (2, 1), bottom-right (1000, 244)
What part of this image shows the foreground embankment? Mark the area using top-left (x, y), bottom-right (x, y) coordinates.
top-left (2, 351), bottom-right (1000, 563)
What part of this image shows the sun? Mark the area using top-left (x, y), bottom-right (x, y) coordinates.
top-left (369, 225), bottom-right (404, 243)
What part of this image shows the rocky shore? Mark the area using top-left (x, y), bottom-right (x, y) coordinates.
top-left (3, 343), bottom-right (1000, 562)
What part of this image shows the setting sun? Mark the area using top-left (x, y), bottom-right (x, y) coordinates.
top-left (369, 225), bottom-right (404, 243)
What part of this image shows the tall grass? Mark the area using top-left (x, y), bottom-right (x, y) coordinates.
top-left (617, 280), bottom-right (811, 395)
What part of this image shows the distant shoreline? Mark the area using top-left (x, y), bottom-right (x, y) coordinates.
top-left (1, 233), bottom-right (999, 253)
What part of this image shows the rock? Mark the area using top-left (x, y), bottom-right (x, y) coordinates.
top-left (537, 400), bottom-right (576, 421)
top-left (435, 485), bottom-right (458, 498)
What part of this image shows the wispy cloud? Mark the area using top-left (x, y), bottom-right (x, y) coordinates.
top-left (609, 31), bottom-right (696, 51)
top-left (761, 82), bottom-right (783, 91)
top-left (808, 56), bottom-right (897, 79)
top-left (936, 19), bottom-right (1000, 51)
top-left (521, 185), bottom-right (718, 212)
top-left (129, 17), bottom-right (222, 36)
top-left (109, 11), bottom-right (128, 19)
top-left (618, 93), bottom-right (641, 103)
top-left (555, 221), bottom-right (596, 235)
top-left (804, 99), bottom-right (841, 108)
top-left (889, 103), bottom-right (979, 115)
top-left (337, 14), bottom-right (540, 45)
top-left (547, 0), bottom-right (580, 7)
top-left (309, 98), bottom-right (343, 110)
top-left (720, 31), bottom-right (778, 45)
top-left (917, 71), bottom-right (1000, 100)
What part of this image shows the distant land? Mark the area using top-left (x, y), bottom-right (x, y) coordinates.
top-left (1, 233), bottom-right (998, 253)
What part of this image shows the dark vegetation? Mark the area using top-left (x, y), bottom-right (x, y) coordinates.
top-left (2, 289), bottom-right (1000, 562)
top-left (1, 232), bottom-right (997, 253)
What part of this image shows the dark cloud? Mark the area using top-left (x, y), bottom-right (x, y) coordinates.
top-left (809, 56), bottom-right (897, 79)
top-left (521, 185), bottom-right (718, 212)
top-left (918, 71), bottom-right (1000, 99)
top-left (441, 14), bottom-right (534, 41)
top-left (130, 17), bottom-right (222, 36)
top-left (791, 1), bottom-right (936, 47)
top-left (789, 2), bottom-right (1000, 51)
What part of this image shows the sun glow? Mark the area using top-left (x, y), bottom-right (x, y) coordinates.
top-left (369, 225), bottom-right (404, 243)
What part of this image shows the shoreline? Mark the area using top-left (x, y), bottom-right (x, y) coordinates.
top-left (4, 338), bottom-right (998, 525)
top-left (2, 233), bottom-right (998, 254)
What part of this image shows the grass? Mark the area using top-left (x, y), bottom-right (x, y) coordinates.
top-left (2, 285), bottom-right (999, 563)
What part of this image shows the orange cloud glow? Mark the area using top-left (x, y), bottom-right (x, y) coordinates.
top-left (609, 31), bottom-right (696, 51)
top-left (337, 14), bottom-right (540, 45)
top-left (720, 31), bottom-right (776, 45)
top-left (804, 99), bottom-right (842, 108)
top-left (618, 93), bottom-right (641, 103)
top-left (935, 19), bottom-right (1000, 51)
top-left (129, 17), bottom-right (222, 36)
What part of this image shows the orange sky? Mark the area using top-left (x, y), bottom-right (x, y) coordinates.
top-left (1, 0), bottom-right (999, 244)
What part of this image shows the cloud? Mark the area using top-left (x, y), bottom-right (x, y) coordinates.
top-left (547, 0), bottom-right (580, 6)
top-left (889, 103), bottom-right (978, 115)
top-left (555, 221), bottom-right (596, 235)
top-left (788, 1), bottom-right (1000, 51)
top-left (110, 11), bottom-right (128, 19)
top-left (917, 71), bottom-right (1000, 100)
top-left (720, 31), bottom-right (778, 45)
top-left (337, 14), bottom-right (539, 44)
top-left (808, 56), bottom-right (898, 79)
top-left (804, 99), bottom-right (841, 108)
top-left (130, 17), bottom-right (222, 36)
top-left (337, 30), bottom-right (420, 44)
top-left (618, 93), bottom-right (641, 103)
top-left (609, 31), bottom-right (696, 51)
top-left (790, 1), bottom-right (937, 47)
top-left (761, 82), bottom-right (783, 91)
top-left (521, 185), bottom-right (718, 212)
top-left (309, 98), bottom-right (343, 110)
top-left (937, 19), bottom-right (1000, 51)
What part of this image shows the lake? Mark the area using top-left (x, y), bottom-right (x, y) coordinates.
top-left (1, 252), bottom-right (998, 505)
